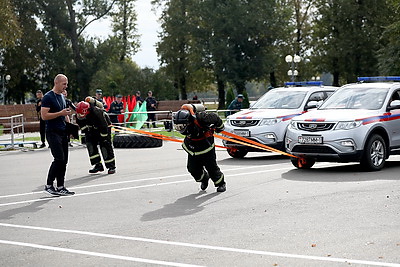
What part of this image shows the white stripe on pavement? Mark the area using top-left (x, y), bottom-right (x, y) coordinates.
top-left (0, 223), bottom-right (398, 267)
top-left (0, 239), bottom-right (204, 267)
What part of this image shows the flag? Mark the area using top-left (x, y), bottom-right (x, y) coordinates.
top-left (128, 101), bottom-right (140, 127)
top-left (135, 100), bottom-right (148, 129)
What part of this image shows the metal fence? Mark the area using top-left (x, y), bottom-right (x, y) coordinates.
top-left (0, 114), bottom-right (27, 148)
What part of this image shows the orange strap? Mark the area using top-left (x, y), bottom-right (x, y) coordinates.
top-left (216, 130), bottom-right (298, 158)
top-left (112, 125), bottom-right (228, 149)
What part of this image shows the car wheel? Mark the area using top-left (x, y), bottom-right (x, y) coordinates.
top-left (290, 157), bottom-right (315, 169)
top-left (360, 134), bottom-right (386, 171)
top-left (113, 134), bottom-right (163, 148)
top-left (227, 148), bottom-right (248, 158)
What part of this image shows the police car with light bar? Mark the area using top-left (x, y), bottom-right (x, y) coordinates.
top-left (223, 81), bottom-right (337, 158)
top-left (285, 76), bottom-right (400, 171)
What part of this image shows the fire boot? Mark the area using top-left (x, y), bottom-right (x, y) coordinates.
top-left (89, 163), bottom-right (104, 173)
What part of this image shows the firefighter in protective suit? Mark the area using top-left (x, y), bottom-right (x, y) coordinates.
top-left (76, 98), bottom-right (116, 174)
top-left (173, 104), bottom-right (226, 192)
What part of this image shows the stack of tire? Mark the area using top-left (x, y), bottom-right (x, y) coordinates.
top-left (113, 134), bottom-right (163, 148)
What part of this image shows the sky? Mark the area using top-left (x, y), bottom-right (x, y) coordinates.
top-left (84, 0), bottom-right (161, 69)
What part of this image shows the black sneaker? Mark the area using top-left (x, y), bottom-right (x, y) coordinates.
top-left (39, 143), bottom-right (46, 148)
top-left (57, 187), bottom-right (75, 196)
top-left (89, 163), bottom-right (104, 173)
top-left (44, 185), bottom-right (59, 196)
top-left (200, 178), bottom-right (209, 191)
top-left (108, 167), bottom-right (116, 174)
top-left (216, 183), bottom-right (226, 192)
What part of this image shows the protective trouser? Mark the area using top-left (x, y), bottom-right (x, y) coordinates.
top-left (46, 130), bottom-right (69, 187)
top-left (86, 131), bottom-right (116, 169)
top-left (187, 147), bottom-right (224, 186)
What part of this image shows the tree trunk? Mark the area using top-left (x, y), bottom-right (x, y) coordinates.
top-left (269, 72), bottom-right (277, 88)
top-left (217, 76), bottom-right (225, 110)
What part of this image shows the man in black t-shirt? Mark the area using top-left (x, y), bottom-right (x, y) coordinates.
top-left (41, 74), bottom-right (75, 196)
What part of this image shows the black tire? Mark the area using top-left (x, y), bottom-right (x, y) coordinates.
top-left (113, 134), bottom-right (163, 148)
top-left (291, 157), bottom-right (315, 169)
top-left (227, 148), bottom-right (248, 158)
top-left (360, 134), bottom-right (386, 171)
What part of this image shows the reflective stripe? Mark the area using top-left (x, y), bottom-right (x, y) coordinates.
top-left (90, 154), bottom-right (100, 160)
top-left (100, 133), bottom-right (108, 137)
top-left (195, 171), bottom-right (206, 182)
top-left (104, 158), bottom-right (115, 164)
top-left (182, 143), bottom-right (215, 156)
top-left (81, 126), bottom-right (88, 131)
top-left (215, 174), bottom-right (224, 185)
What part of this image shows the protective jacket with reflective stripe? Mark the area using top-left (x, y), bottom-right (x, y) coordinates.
top-left (182, 111), bottom-right (224, 155)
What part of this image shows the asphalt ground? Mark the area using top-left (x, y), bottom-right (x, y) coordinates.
top-left (0, 137), bottom-right (400, 267)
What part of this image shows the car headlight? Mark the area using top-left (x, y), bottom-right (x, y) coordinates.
top-left (260, 118), bottom-right (281, 126)
top-left (289, 120), bottom-right (298, 130)
top-left (334, 121), bottom-right (362, 130)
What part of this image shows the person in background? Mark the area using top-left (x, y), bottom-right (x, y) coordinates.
top-left (41, 74), bottom-right (74, 196)
top-left (145, 91), bottom-right (157, 128)
top-left (35, 90), bottom-right (46, 148)
top-left (108, 94), bottom-right (124, 124)
top-left (227, 94), bottom-right (244, 115)
top-left (95, 89), bottom-right (107, 110)
top-left (135, 91), bottom-right (143, 105)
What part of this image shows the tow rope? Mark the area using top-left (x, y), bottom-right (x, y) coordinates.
top-left (112, 125), bottom-right (228, 149)
top-left (111, 125), bottom-right (305, 164)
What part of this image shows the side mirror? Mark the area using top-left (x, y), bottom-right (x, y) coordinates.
top-left (305, 100), bottom-right (320, 110)
top-left (387, 100), bottom-right (400, 111)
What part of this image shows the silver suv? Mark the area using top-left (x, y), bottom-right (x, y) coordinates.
top-left (286, 77), bottom-right (400, 171)
top-left (224, 82), bottom-right (337, 158)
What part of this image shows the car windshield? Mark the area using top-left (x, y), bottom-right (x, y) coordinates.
top-left (251, 90), bottom-right (307, 109)
top-left (319, 87), bottom-right (388, 110)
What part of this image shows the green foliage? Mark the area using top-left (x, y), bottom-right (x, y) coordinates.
top-left (225, 88), bottom-right (235, 109)
top-left (0, 0), bottom-right (21, 48)
top-left (242, 90), bottom-right (250, 109)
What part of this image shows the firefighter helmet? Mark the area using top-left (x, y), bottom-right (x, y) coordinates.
top-left (76, 101), bottom-right (90, 119)
top-left (173, 109), bottom-right (194, 133)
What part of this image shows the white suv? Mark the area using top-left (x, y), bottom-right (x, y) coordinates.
top-left (286, 77), bottom-right (400, 171)
top-left (223, 82), bottom-right (337, 158)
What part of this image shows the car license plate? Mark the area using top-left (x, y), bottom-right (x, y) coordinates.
top-left (234, 129), bottom-right (250, 137)
top-left (298, 135), bottom-right (323, 144)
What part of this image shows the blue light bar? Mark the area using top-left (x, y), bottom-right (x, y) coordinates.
top-left (357, 76), bottom-right (400, 82)
top-left (285, 81), bottom-right (323, 86)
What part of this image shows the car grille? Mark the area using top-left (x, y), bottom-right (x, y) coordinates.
top-left (297, 122), bottom-right (335, 132)
top-left (230, 120), bottom-right (259, 127)
top-left (292, 145), bottom-right (336, 154)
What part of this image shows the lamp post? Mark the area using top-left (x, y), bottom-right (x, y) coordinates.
top-left (1, 74), bottom-right (11, 105)
top-left (285, 54), bottom-right (301, 82)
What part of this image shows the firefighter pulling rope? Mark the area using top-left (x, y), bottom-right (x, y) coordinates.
top-left (112, 103), bottom-right (307, 169)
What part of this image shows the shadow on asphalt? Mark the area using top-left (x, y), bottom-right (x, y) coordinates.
top-left (0, 199), bottom-right (54, 220)
top-left (141, 191), bottom-right (220, 221)
top-left (219, 154), bottom-right (290, 166)
top-left (281, 160), bottom-right (400, 182)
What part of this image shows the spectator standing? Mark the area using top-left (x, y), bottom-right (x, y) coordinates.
top-left (41, 74), bottom-right (74, 196)
top-left (95, 89), bottom-right (107, 110)
top-left (227, 94), bottom-right (244, 115)
top-left (108, 94), bottom-right (124, 124)
top-left (35, 90), bottom-right (46, 148)
top-left (145, 91), bottom-right (157, 128)
top-left (135, 91), bottom-right (144, 105)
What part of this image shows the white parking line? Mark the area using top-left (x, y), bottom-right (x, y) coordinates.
top-left (0, 239), bottom-right (204, 267)
top-left (0, 163), bottom-right (289, 199)
top-left (0, 166), bottom-right (290, 207)
top-left (0, 223), bottom-right (398, 267)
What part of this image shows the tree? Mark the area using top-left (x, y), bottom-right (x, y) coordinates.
top-left (313, 0), bottom-right (390, 85)
top-left (0, 0), bottom-right (22, 49)
top-left (36, 0), bottom-right (117, 98)
top-left (111, 0), bottom-right (140, 61)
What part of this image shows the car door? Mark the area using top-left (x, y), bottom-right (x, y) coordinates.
top-left (386, 90), bottom-right (400, 148)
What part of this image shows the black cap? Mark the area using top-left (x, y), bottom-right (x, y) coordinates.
top-left (116, 94), bottom-right (122, 98)
top-left (96, 89), bottom-right (102, 94)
